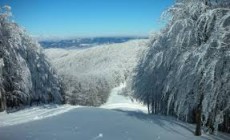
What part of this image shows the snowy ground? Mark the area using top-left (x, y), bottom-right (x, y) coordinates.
top-left (0, 84), bottom-right (229, 140)
top-left (0, 104), bottom-right (80, 127)
top-left (101, 82), bottom-right (147, 113)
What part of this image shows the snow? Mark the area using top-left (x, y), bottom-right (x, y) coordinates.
top-left (0, 104), bottom-right (79, 127)
top-left (0, 108), bottom-right (214, 140)
top-left (101, 82), bottom-right (148, 113)
top-left (44, 39), bottom-right (148, 106)
top-left (93, 133), bottom-right (103, 140)
top-left (0, 84), bottom-right (229, 140)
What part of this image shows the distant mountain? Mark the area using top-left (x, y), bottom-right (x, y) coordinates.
top-left (39, 37), bottom-right (148, 49)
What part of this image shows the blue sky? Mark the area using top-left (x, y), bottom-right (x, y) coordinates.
top-left (0, 0), bottom-right (173, 37)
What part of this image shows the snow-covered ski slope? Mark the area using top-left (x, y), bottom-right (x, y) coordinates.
top-left (101, 82), bottom-right (147, 113)
top-left (0, 84), bottom-right (229, 140)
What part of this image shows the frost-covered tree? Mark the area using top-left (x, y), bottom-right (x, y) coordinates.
top-left (0, 5), bottom-right (64, 111)
top-left (132, 0), bottom-right (230, 135)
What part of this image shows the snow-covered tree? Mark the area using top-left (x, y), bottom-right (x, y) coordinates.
top-left (131, 0), bottom-right (230, 135)
top-left (0, 5), bottom-right (64, 111)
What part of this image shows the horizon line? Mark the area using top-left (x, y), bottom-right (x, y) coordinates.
top-left (33, 34), bottom-right (150, 41)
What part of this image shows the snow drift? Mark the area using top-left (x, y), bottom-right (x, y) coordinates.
top-left (45, 40), bottom-right (147, 106)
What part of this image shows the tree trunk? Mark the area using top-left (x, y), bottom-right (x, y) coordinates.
top-left (195, 93), bottom-right (204, 136)
top-left (147, 99), bottom-right (150, 114)
top-left (195, 70), bottom-right (205, 136)
top-left (0, 96), bottom-right (3, 111)
top-left (0, 92), bottom-right (6, 111)
top-left (195, 107), bottom-right (202, 136)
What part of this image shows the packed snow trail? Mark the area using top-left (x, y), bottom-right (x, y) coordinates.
top-left (0, 107), bottom-right (215, 140)
top-left (0, 84), bottom-right (229, 140)
top-left (101, 82), bottom-right (147, 113)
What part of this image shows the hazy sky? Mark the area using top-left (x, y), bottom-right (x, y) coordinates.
top-left (0, 0), bottom-right (173, 37)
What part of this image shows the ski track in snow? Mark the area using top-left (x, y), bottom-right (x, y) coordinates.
top-left (0, 104), bottom-right (80, 127)
top-left (0, 83), bottom-right (229, 140)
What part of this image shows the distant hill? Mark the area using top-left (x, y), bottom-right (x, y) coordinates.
top-left (39, 37), bottom-right (148, 49)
